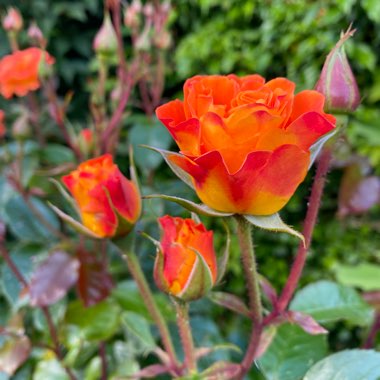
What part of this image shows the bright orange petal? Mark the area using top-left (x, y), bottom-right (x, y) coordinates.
top-left (290, 90), bottom-right (336, 124)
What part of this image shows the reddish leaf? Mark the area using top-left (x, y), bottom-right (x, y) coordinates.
top-left (131, 364), bottom-right (169, 378)
top-left (76, 249), bottom-right (114, 307)
top-left (259, 275), bottom-right (278, 306)
top-left (0, 336), bottom-right (31, 375)
top-left (29, 250), bottom-right (79, 307)
top-left (202, 362), bottom-right (241, 378)
top-left (338, 163), bottom-right (380, 217)
top-left (256, 326), bottom-right (277, 358)
top-left (209, 292), bottom-right (251, 317)
top-left (286, 311), bottom-right (328, 335)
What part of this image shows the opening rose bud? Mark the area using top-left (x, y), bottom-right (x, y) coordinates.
top-left (154, 215), bottom-right (217, 301)
top-left (0, 48), bottom-right (55, 99)
top-left (156, 74), bottom-right (336, 215)
top-left (315, 26), bottom-right (360, 113)
top-left (62, 154), bottom-right (141, 238)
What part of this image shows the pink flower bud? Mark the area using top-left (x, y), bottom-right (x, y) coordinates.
top-left (2, 8), bottom-right (23, 32)
top-left (315, 26), bottom-right (360, 113)
top-left (124, 0), bottom-right (142, 29)
top-left (93, 13), bottom-right (118, 57)
top-left (27, 22), bottom-right (46, 48)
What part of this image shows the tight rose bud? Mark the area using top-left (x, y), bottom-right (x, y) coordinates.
top-left (93, 13), bottom-right (118, 58)
top-left (124, 0), bottom-right (142, 29)
top-left (2, 8), bottom-right (23, 32)
top-left (27, 22), bottom-right (46, 48)
top-left (315, 26), bottom-right (360, 112)
top-left (62, 154), bottom-right (141, 238)
top-left (154, 216), bottom-right (217, 301)
top-left (77, 128), bottom-right (94, 157)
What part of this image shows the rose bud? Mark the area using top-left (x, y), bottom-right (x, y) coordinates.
top-left (315, 26), bottom-right (360, 113)
top-left (77, 128), bottom-right (94, 157)
top-left (2, 7), bottom-right (23, 32)
top-left (27, 22), bottom-right (46, 48)
top-left (93, 13), bottom-right (118, 58)
top-left (154, 215), bottom-right (217, 301)
top-left (124, 0), bottom-right (142, 29)
top-left (62, 154), bottom-right (141, 238)
top-left (0, 48), bottom-right (54, 98)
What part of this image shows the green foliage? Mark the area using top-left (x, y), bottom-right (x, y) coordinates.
top-left (257, 324), bottom-right (328, 380)
top-left (290, 280), bottom-right (374, 326)
top-left (304, 350), bottom-right (380, 380)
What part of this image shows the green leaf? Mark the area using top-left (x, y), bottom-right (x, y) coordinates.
top-left (304, 350), bottom-right (380, 380)
top-left (129, 116), bottom-right (173, 173)
top-left (290, 280), bottom-right (374, 326)
top-left (361, 0), bottom-right (380, 23)
top-left (3, 196), bottom-right (60, 242)
top-left (144, 194), bottom-right (233, 217)
top-left (65, 299), bottom-right (121, 341)
top-left (334, 263), bottom-right (380, 291)
top-left (33, 359), bottom-right (69, 380)
top-left (41, 144), bottom-right (75, 165)
top-left (244, 213), bottom-right (304, 243)
top-left (112, 280), bottom-right (174, 322)
top-left (257, 324), bottom-right (328, 380)
top-left (121, 311), bottom-right (156, 351)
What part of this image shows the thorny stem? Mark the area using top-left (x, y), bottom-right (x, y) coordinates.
top-left (174, 300), bottom-right (197, 374)
top-left (275, 147), bottom-right (333, 314)
top-left (122, 251), bottom-right (180, 374)
top-left (235, 216), bottom-right (263, 379)
top-left (0, 244), bottom-right (77, 380)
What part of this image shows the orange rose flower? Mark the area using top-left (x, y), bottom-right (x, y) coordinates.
top-left (62, 154), bottom-right (141, 238)
top-left (156, 75), bottom-right (336, 215)
top-left (154, 215), bottom-right (217, 301)
top-left (0, 47), bottom-right (54, 99)
top-left (0, 110), bottom-right (5, 138)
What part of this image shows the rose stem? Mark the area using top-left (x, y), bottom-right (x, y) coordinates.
top-left (235, 216), bottom-right (263, 378)
top-left (363, 312), bottom-right (380, 349)
top-left (101, 1), bottom-right (138, 154)
top-left (121, 250), bottom-right (180, 374)
top-left (0, 244), bottom-right (77, 380)
top-left (43, 79), bottom-right (82, 162)
top-left (275, 147), bottom-right (333, 314)
top-left (174, 300), bottom-right (197, 374)
top-left (99, 341), bottom-right (108, 380)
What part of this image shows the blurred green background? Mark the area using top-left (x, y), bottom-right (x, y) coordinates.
top-left (0, 0), bottom-right (379, 379)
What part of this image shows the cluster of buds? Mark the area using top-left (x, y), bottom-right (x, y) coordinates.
top-left (125, 0), bottom-right (172, 52)
top-left (2, 8), bottom-right (46, 49)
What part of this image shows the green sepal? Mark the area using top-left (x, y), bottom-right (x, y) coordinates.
top-left (309, 127), bottom-right (338, 169)
top-left (141, 145), bottom-right (195, 189)
top-left (177, 247), bottom-right (214, 302)
top-left (144, 194), bottom-right (233, 217)
top-left (244, 213), bottom-right (305, 244)
top-left (48, 202), bottom-right (100, 239)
